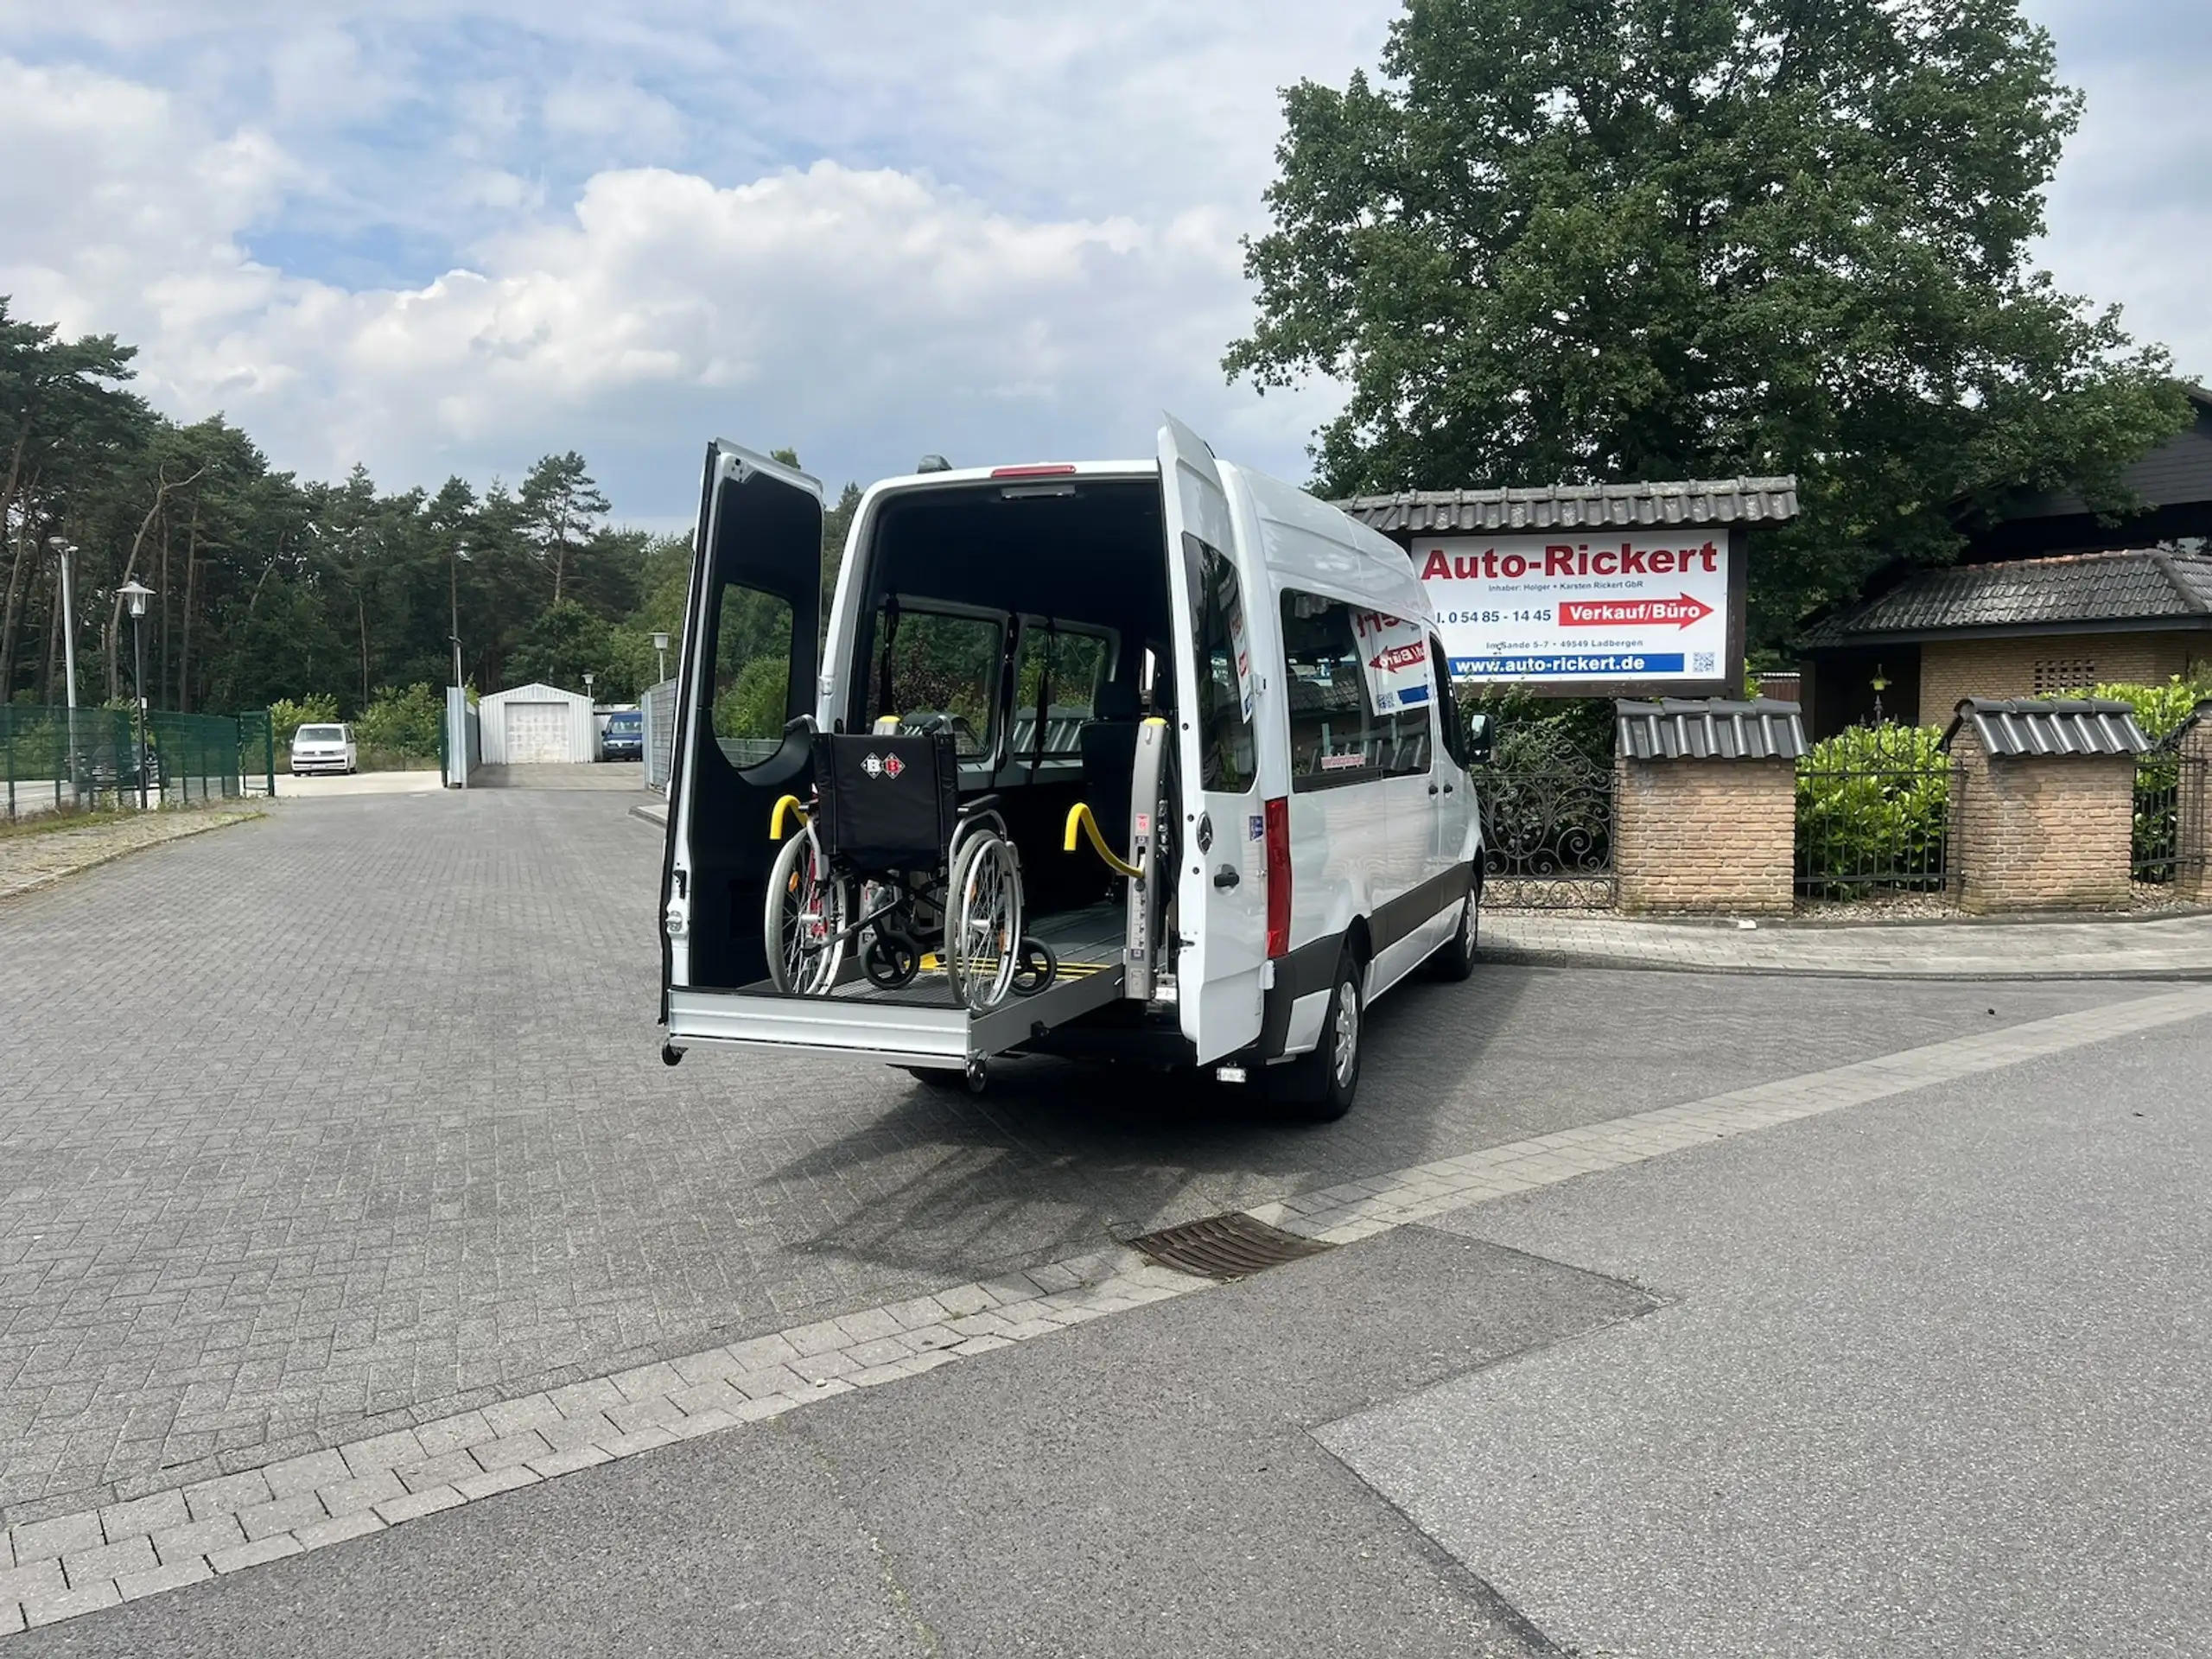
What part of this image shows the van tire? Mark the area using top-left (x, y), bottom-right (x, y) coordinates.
top-left (1272, 947), bottom-right (1363, 1122)
top-left (1427, 891), bottom-right (1478, 981)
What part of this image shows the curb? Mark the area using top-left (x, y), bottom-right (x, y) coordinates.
top-left (1477, 945), bottom-right (2212, 982)
top-left (627, 803), bottom-right (668, 830)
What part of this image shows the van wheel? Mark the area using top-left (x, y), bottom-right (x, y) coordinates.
top-left (1273, 948), bottom-right (1363, 1122)
top-left (1428, 891), bottom-right (1478, 982)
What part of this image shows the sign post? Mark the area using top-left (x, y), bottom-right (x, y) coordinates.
top-left (1413, 528), bottom-right (1745, 696)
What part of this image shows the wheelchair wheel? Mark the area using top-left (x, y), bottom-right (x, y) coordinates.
top-left (763, 825), bottom-right (849, 995)
top-left (862, 928), bottom-right (923, 991)
top-left (946, 830), bottom-right (1023, 1014)
top-left (1012, 938), bottom-right (1057, 996)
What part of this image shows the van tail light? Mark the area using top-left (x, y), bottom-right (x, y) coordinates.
top-left (1263, 796), bottom-right (1292, 958)
top-left (988, 463), bottom-right (1078, 478)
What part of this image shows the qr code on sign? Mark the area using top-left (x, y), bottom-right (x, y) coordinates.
top-left (1693, 652), bottom-right (1715, 673)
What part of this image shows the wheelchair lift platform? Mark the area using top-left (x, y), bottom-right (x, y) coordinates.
top-left (666, 904), bottom-right (1129, 1068)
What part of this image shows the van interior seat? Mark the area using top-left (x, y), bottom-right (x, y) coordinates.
top-left (1078, 678), bottom-right (1143, 856)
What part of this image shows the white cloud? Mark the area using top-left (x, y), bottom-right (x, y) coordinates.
top-left (13, 0), bottom-right (2200, 529)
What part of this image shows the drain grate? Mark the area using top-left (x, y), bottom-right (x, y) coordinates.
top-left (1126, 1212), bottom-right (1334, 1281)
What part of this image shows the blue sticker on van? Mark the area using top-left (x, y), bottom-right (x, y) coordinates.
top-left (1248, 815), bottom-right (1264, 842)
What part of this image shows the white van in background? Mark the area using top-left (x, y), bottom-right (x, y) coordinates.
top-left (289, 723), bottom-right (358, 775)
top-left (658, 416), bottom-right (1484, 1119)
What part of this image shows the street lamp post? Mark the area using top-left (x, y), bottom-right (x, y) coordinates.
top-left (582, 671), bottom-right (595, 702)
top-left (450, 543), bottom-right (474, 690)
top-left (652, 631), bottom-right (670, 685)
top-left (118, 579), bottom-right (153, 810)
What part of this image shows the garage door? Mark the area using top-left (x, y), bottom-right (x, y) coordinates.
top-left (504, 702), bottom-right (570, 764)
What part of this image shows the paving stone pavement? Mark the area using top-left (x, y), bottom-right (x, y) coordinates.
top-left (0, 787), bottom-right (2155, 1534)
top-left (6, 982), bottom-right (2207, 1638)
top-left (0, 810), bottom-right (260, 904)
top-left (1484, 905), bottom-right (2212, 979)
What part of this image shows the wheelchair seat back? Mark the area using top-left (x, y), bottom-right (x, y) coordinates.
top-left (812, 730), bottom-right (961, 869)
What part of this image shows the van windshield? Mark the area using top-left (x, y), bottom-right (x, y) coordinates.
top-left (296, 726), bottom-right (344, 743)
top-left (862, 605), bottom-right (1002, 759)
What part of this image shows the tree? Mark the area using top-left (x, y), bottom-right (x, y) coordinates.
top-left (518, 452), bottom-right (610, 608)
top-left (1225, 0), bottom-right (2192, 645)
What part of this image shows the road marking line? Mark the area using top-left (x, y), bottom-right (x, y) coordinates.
top-left (7, 986), bottom-right (2208, 1636)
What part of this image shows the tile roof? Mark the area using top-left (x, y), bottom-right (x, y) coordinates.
top-left (1798, 548), bottom-right (2212, 647)
top-left (1941, 698), bottom-right (2152, 758)
top-left (1616, 698), bottom-right (1808, 761)
top-left (1338, 477), bottom-right (1799, 534)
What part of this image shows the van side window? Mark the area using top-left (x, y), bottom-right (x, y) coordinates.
top-left (861, 605), bottom-right (1003, 759)
top-left (1278, 590), bottom-right (1430, 789)
top-left (1191, 543), bottom-right (1257, 792)
top-left (710, 581), bottom-right (799, 771)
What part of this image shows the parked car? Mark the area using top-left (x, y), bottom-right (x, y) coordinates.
top-left (600, 709), bottom-right (645, 762)
top-left (290, 722), bottom-right (357, 775)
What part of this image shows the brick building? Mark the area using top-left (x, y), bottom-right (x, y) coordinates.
top-left (1798, 386), bottom-right (2212, 735)
top-left (1796, 548), bottom-right (2212, 734)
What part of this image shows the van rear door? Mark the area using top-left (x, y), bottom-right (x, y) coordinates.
top-left (1158, 414), bottom-right (1267, 1062)
top-left (662, 443), bottom-right (823, 1010)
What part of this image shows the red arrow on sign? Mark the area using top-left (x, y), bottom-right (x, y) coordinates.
top-left (1558, 594), bottom-right (1713, 629)
top-left (1368, 641), bottom-right (1427, 674)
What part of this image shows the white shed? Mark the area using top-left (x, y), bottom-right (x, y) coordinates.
top-left (479, 682), bottom-right (597, 765)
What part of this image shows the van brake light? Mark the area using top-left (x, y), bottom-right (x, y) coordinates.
top-left (1263, 796), bottom-right (1291, 959)
top-left (988, 464), bottom-right (1078, 479)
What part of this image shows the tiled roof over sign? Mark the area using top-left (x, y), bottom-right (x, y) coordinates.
top-left (1798, 548), bottom-right (2212, 647)
top-left (1339, 477), bottom-right (1799, 534)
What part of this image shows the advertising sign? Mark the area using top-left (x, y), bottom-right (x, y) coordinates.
top-left (1415, 531), bottom-right (1739, 691)
top-left (1351, 608), bottom-right (1433, 715)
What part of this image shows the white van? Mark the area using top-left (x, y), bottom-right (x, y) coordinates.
top-left (658, 416), bottom-right (1484, 1118)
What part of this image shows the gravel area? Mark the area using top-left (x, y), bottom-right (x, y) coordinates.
top-left (0, 805), bottom-right (261, 902)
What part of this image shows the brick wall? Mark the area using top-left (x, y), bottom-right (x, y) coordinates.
top-left (1948, 722), bottom-right (2136, 912)
top-left (1614, 756), bottom-right (1796, 914)
top-left (1917, 632), bottom-right (2209, 724)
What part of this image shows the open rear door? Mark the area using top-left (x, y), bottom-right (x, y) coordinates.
top-left (661, 443), bottom-right (823, 1010)
top-left (1158, 414), bottom-right (1268, 1062)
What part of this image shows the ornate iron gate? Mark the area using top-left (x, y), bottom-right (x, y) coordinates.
top-left (1477, 731), bottom-right (1616, 909)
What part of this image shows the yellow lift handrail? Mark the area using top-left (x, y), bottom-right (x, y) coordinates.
top-left (769, 794), bottom-right (810, 840)
top-left (1063, 802), bottom-right (1142, 880)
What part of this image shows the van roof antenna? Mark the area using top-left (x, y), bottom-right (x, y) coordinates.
top-left (915, 454), bottom-right (951, 474)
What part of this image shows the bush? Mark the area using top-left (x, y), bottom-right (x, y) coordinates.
top-left (270, 694), bottom-right (340, 741)
top-left (1795, 724), bottom-right (1951, 896)
top-left (355, 683), bottom-right (444, 763)
top-left (2050, 677), bottom-right (2212, 743)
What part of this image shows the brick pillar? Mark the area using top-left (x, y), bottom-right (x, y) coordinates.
top-left (2177, 701), bottom-right (2212, 904)
top-left (1614, 753), bottom-right (1796, 914)
top-left (1947, 719), bottom-right (2138, 913)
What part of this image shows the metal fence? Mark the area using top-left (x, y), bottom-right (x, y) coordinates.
top-left (2132, 743), bottom-right (2208, 886)
top-left (1794, 723), bottom-right (1954, 899)
top-left (3, 703), bottom-right (273, 820)
top-left (1477, 728), bottom-right (1616, 909)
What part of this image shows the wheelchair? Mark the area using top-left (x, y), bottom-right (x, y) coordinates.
top-left (763, 721), bottom-right (1055, 1012)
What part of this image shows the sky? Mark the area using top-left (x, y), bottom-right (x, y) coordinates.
top-left (1, 1), bottom-right (2205, 531)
